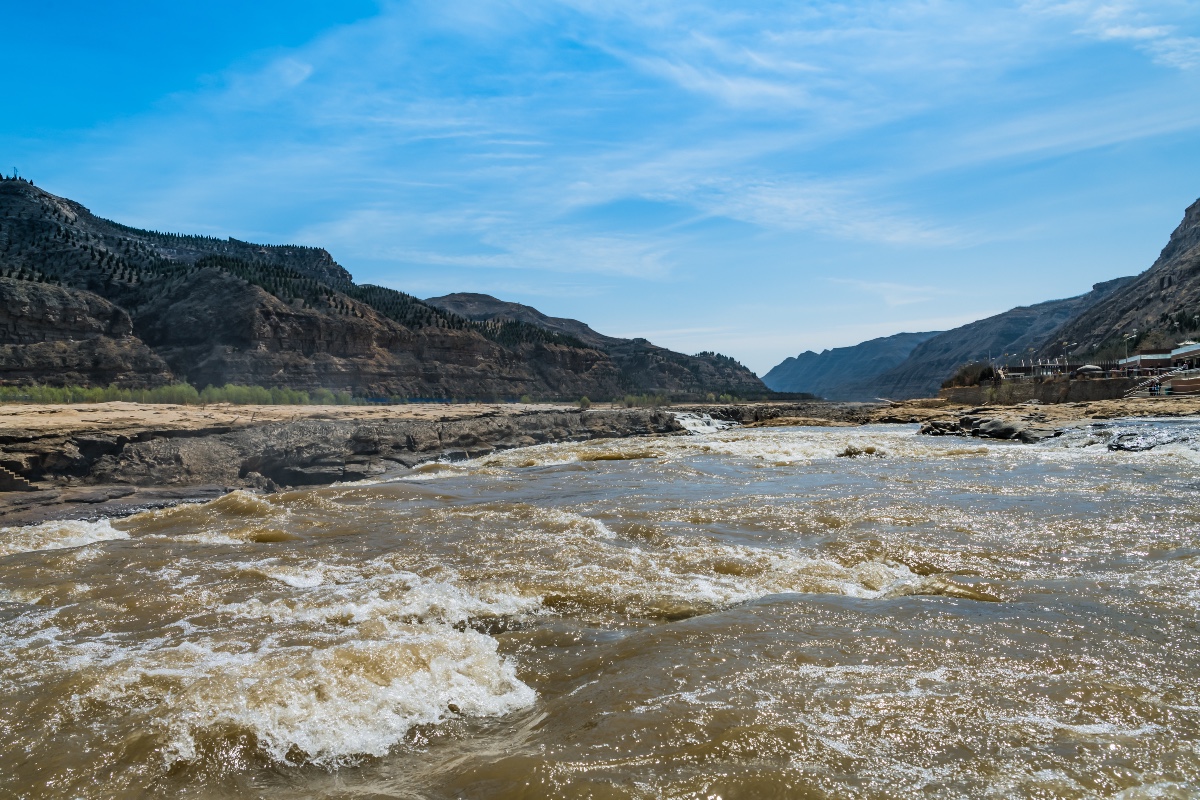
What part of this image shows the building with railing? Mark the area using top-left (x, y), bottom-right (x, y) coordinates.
top-left (998, 361), bottom-right (1123, 380)
top-left (1117, 349), bottom-right (1172, 376)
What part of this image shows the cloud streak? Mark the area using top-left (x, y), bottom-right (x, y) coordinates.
top-left (17, 0), bottom-right (1200, 372)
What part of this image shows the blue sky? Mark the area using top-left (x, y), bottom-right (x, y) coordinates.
top-left (4, 1), bottom-right (1199, 374)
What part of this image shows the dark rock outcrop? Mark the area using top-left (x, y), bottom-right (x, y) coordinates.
top-left (0, 401), bottom-right (858, 524)
top-left (919, 412), bottom-right (1060, 443)
top-left (93, 408), bottom-right (686, 487)
top-left (0, 278), bottom-right (172, 386)
top-left (0, 406), bottom-right (685, 492)
top-left (125, 267), bottom-right (621, 397)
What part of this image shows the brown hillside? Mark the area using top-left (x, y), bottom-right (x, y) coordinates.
top-left (1046, 198), bottom-right (1200, 359)
top-left (0, 178), bottom-right (763, 398)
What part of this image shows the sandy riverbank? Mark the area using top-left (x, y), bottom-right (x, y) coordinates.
top-left (0, 400), bottom-right (577, 438)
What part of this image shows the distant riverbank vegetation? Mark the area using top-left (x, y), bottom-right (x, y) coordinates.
top-left (942, 363), bottom-right (995, 389)
top-left (618, 393), bottom-right (674, 407)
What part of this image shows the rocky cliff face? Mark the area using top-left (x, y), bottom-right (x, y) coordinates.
top-left (0, 278), bottom-right (172, 387)
top-left (0, 179), bottom-right (758, 398)
top-left (762, 331), bottom-right (940, 400)
top-left (1044, 198), bottom-right (1200, 358)
top-left (426, 292), bottom-right (768, 396)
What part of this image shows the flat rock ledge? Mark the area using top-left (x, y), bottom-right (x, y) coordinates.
top-left (0, 402), bottom-right (850, 525)
top-left (871, 397), bottom-right (1200, 444)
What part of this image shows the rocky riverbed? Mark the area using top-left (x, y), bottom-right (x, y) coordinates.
top-left (0, 401), bottom-right (854, 524)
top-left (868, 395), bottom-right (1200, 441)
top-left (3, 396), bottom-right (1198, 525)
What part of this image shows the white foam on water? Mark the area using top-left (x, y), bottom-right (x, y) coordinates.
top-left (671, 425), bottom-right (936, 465)
top-left (454, 506), bottom-right (989, 613)
top-left (1039, 417), bottom-right (1200, 462)
top-left (414, 501), bottom-right (1004, 621)
top-left (0, 585), bottom-right (51, 604)
top-left (0, 518), bottom-right (128, 558)
top-left (466, 426), bottom-right (898, 471)
top-left (79, 626), bottom-right (535, 768)
top-left (543, 508), bottom-right (617, 539)
top-left (222, 567), bottom-right (540, 628)
top-left (237, 560), bottom-right (352, 589)
top-left (388, 460), bottom-right (473, 482)
top-left (673, 412), bottom-right (739, 434)
top-left (232, 556), bottom-right (375, 590)
top-left (169, 529), bottom-right (250, 546)
top-left (1006, 715), bottom-right (1163, 738)
top-left (2, 565), bottom-right (540, 769)
top-left (1114, 782), bottom-right (1200, 799)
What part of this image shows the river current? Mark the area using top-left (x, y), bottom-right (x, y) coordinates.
top-left (2, 419), bottom-right (1200, 799)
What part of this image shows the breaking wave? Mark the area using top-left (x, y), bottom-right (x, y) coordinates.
top-left (0, 518), bottom-right (128, 558)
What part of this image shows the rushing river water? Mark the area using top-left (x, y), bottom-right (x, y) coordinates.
top-left (3, 419), bottom-right (1200, 799)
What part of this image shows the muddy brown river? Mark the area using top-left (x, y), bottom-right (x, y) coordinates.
top-left (2, 421), bottom-right (1199, 798)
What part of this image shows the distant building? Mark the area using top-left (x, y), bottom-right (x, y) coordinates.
top-left (1171, 341), bottom-right (1200, 369)
top-left (1118, 348), bottom-right (1172, 375)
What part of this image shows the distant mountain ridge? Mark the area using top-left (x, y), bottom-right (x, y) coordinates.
top-left (426, 292), bottom-right (766, 396)
top-left (425, 293), bottom-right (619, 349)
top-left (761, 331), bottom-right (940, 400)
top-left (765, 278), bottom-right (1135, 400)
top-left (868, 277), bottom-right (1134, 399)
top-left (844, 197), bottom-right (1200, 396)
top-left (0, 178), bottom-right (766, 398)
top-left (771, 197), bottom-right (1200, 397)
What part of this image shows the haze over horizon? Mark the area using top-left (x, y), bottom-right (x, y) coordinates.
top-left (4, 0), bottom-right (1199, 374)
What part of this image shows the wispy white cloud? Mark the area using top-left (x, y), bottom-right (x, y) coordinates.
top-left (829, 278), bottom-right (959, 307)
top-left (28, 0), bottom-right (1200, 371)
top-left (296, 207), bottom-right (675, 279)
top-left (1024, 0), bottom-right (1200, 68)
top-left (69, 0), bottom-right (1200, 256)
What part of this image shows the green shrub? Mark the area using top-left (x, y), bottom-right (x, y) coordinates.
top-left (0, 383), bottom-right (202, 405)
top-left (621, 393), bottom-right (672, 408)
top-left (942, 363), bottom-right (995, 389)
top-left (0, 382), bottom-right (357, 406)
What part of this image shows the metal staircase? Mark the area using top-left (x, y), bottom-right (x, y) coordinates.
top-left (1123, 365), bottom-right (1190, 398)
